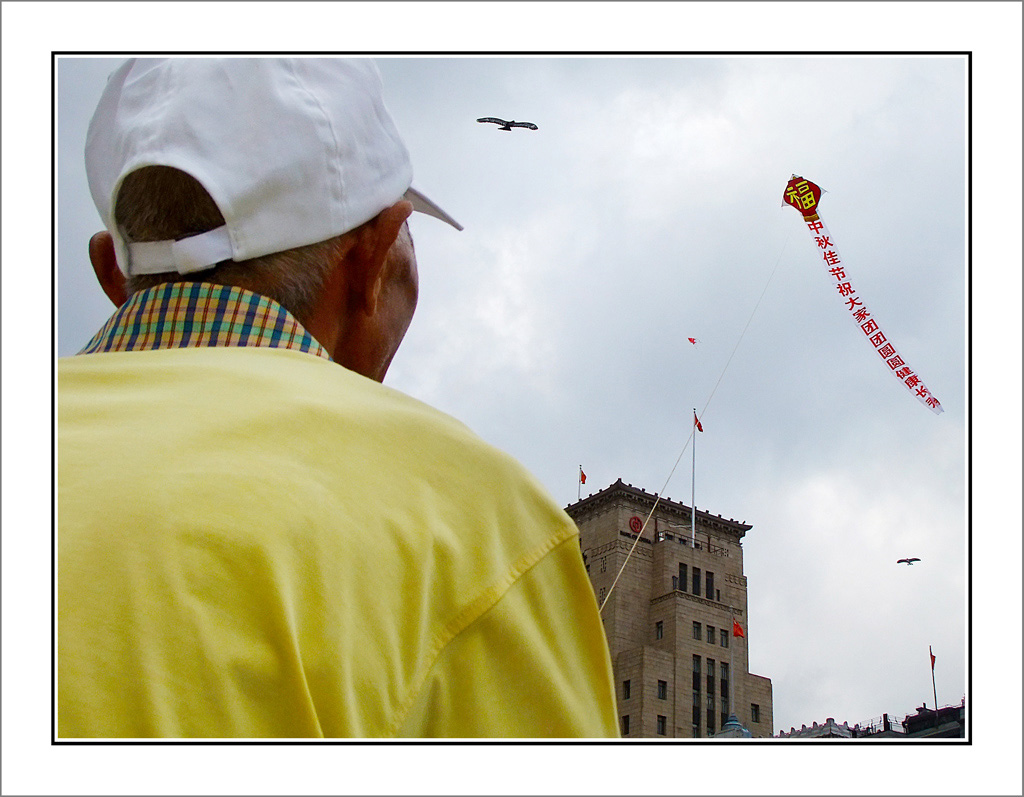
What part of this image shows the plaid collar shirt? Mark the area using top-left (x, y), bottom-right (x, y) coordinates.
top-left (79, 282), bottom-right (331, 361)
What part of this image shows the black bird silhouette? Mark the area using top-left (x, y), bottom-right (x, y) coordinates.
top-left (897, 557), bottom-right (921, 565)
top-left (477, 117), bottom-right (538, 131)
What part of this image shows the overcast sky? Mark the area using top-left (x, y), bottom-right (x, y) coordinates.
top-left (55, 51), bottom-right (970, 724)
top-left (5, 2), bottom-right (1022, 796)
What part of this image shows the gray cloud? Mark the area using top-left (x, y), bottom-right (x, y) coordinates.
top-left (58, 55), bottom-right (967, 737)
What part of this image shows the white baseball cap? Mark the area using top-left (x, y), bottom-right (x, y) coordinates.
top-left (85, 57), bottom-right (462, 276)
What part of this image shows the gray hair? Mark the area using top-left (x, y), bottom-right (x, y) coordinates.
top-left (116, 166), bottom-right (340, 327)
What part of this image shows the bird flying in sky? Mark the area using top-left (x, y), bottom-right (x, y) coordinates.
top-left (477, 117), bottom-right (538, 131)
top-left (897, 557), bottom-right (921, 565)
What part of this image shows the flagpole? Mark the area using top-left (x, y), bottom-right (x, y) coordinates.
top-left (578, 466), bottom-right (581, 501)
top-left (691, 408), bottom-right (696, 547)
top-left (930, 645), bottom-right (938, 712)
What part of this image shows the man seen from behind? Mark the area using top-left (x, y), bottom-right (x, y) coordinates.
top-left (57, 57), bottom-right (619, 738)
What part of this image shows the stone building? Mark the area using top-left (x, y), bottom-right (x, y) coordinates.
top-left (566, 479), bottom-right (773, 738)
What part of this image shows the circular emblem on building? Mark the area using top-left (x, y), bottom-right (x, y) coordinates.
top-left (629, 516), bottom-right (643, 534)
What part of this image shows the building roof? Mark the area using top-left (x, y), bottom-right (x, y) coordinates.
top-left (776, 718), bottom-right (855, 738)
top-left (778, 702), bottom-right (967, 739)
top-left (566, 477), bottom-right (752, 538)
top-left (715, 714), bottom-right (753, 738)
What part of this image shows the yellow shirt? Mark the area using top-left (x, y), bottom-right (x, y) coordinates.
top-left (58, 344), bottom-right (618, 738)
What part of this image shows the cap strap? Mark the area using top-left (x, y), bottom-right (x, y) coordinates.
top-left (127, 226), bottom-right (234, 275)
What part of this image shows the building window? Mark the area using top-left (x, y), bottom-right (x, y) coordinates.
top-left (600, 556), bottom-right (607, 573)
top-left (598, 587), bottom-right (606, 604)
top-left (678, 563), bottom-right (687, 593)
top-left (671, 575), bottom-right (678, 590)
top-left (692, 705), bottom-right (701, 734)
top-left (655, 621), bottom-right (664, 640)
top-left (720, 662), bottom-right (729, 679)
top-left (706, 570), bottom-right (715, 600)
top-left (706, 625), bottom-right (715, 644)
top-left (716, 588), bottom-right (721, 602)
top-left (751, 704), bottom-right (761, 723)
top-left (622, 680), bottom-right (631, 700)
top-left (720, 628), bottom-right (729, 647)
top-left (657, 715), bottom-right (667, 736)
top-left (707, 659), bottom-right (715, 696)
top-left (692, 621), bottom-right (701, 640)
top-left (658, 680), bottom-right (667, 700)
top-left (707, 709), bottom-right (716, 734)
top-left (692, 655), bottom-right (701, 674)
top-left (692, 567), bottom-right (701, 595)
top-left (621, 715), bottom-right (630, 735)
top-left (692, 655), bottom-right (701, 692)
top-left (721, 696), bottom-right (729, 714)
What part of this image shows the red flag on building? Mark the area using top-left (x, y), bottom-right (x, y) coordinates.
top-left (694, 413), bottom-right (703, 433)
top-left (580, 469), bottom-right (587, 485)
top-left (930, 645), bottom-right (936, 670)
top-left (732, 620), bottom-right (745, 638)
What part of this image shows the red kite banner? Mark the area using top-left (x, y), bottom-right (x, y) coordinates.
top-left (783, 176), bottom-right (943, 415)
top-left (783, 177), bottom-right (822, 218)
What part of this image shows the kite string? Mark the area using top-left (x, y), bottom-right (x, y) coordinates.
top-left (599, 230), bottom-right (792, 614)
top-left (697, 230), bottom-right (792, 422)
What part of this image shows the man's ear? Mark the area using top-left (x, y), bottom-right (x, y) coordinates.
top-left (349, 200), bottom-right (413, 316)
top-left (89, 231), bottom-right (128, 308)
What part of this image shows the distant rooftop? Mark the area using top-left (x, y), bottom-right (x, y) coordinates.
top-left (779, 700), bottom-right (966, 739)
top-left (777, 717), bottom-right (857, 738)
top-left (715, 713), bottom-right (753, 738)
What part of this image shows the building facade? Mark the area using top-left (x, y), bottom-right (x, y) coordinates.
top-left (566, 479), bottom-right (773, 738)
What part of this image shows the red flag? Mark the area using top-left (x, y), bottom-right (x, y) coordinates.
top-left (732, 620), bottom-right (744, 638)
top-left (694, 413), bottom-right (703, 433)
top-left (930, 646), bottom-right (935, 670)
top-left (580, 469), bottom-right (587, 485)
top-left (687, 337), bottom-right (699, 345)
